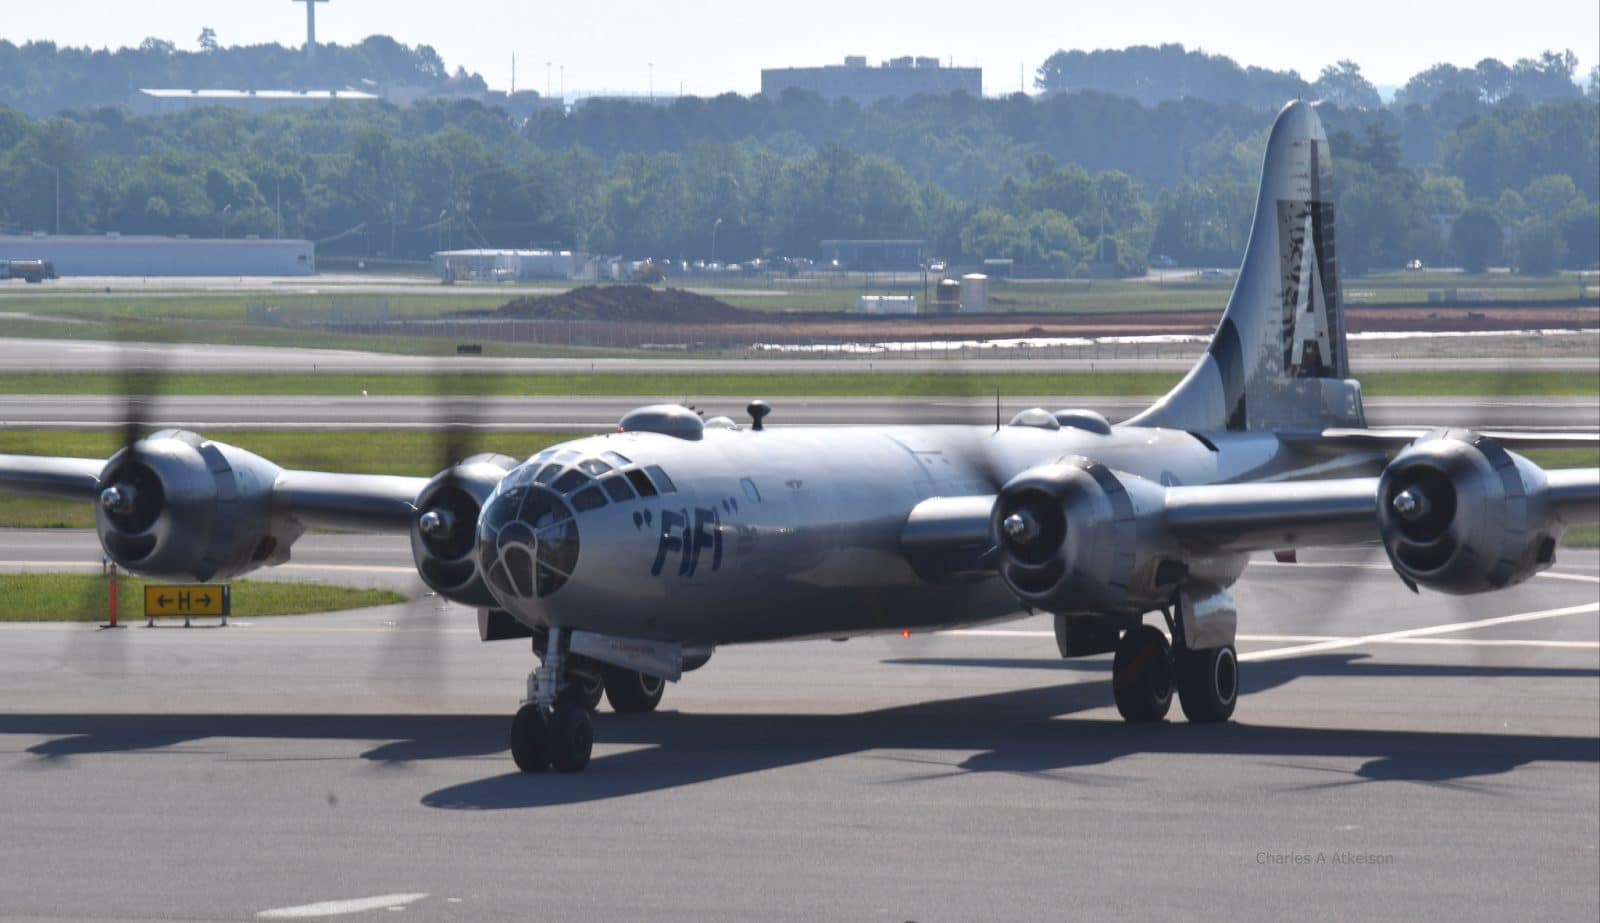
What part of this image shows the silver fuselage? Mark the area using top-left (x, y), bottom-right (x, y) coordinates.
top-left (496, 422), bottom-right (1381, 645)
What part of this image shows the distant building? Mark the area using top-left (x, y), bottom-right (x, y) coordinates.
top-left (135, 88), bottom-right (379, 114)
top-left (432, 249), bottom-right (599, 282)
top-left (762, 57), bottom-right (980, 104)
top-left (819, 239), bottom-right (925, 271)
top-left (0, 234), bottom-right (314, 276)
top-left (570, 94), bottom-right (681, 110)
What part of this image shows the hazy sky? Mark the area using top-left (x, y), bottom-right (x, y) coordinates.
top-left (6, 0), bottom-right (1597, 96)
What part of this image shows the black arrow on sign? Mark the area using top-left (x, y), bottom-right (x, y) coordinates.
top-left (199, 593), bottom-right (212, 607)
top-left (157, 595), bottom-right (171, 607)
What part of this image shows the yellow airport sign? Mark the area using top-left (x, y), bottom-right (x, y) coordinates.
top-left (144, 584), bottom-right (230, 619)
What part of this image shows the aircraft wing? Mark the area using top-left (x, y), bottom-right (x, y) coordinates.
top-left (1163, 477), bottom-right (1382, 553)
top-left (269, 470), bottom-right (429, 532)
top-left (0, 454), bottom-right (105, 500)
top-left (1, 452), bottom-right (428, 533)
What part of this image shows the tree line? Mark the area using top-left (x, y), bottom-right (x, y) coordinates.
top-left (0, 40), bottom-right (1595, 275)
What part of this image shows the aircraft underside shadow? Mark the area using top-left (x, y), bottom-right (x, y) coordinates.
top-left (7, 651), bottom-right (1593, 811)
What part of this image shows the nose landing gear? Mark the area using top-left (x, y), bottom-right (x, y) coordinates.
top-left (510, 628), bottom-right (594, 773)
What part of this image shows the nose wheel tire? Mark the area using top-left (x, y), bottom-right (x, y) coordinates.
top-left (547, 704), bottom-right (594, 772)
top-left (1175, 644), bottom-right (1239, 723)
top-left (602, 666), bottom-right (666, 713)
top-left (1112, 625), bottom-right (1174, 722)
top-left (510, 704), bottom-right (550, 773)
top-left (510, 703), bottom-right (594, 772)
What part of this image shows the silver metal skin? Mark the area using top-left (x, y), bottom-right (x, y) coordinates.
top-left (99, 485), bottom-right (135, 515)
top-left (1392, 488), bottom-right (1427, 521)
top-left (1375, 428), bottom-right (1579, 594)
top-left (418, 510), bottom-right (450, 537)
top-left (408, 453), bottom-right (519, 606)
top-left (88, 429), bottom-right (304, 582)
top-left (1129, 101), bottom-right (1364, 434)
top-left (2, 100), bottom-right (1597, 752)
top-left (1002, 513), bottom-right (1034, 541)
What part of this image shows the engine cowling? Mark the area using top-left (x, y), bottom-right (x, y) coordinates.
top-left (1377, 429), bottom-right (1561, 594)
top-left (991, 458), bottom-right (1177, 616)
top-left (409, 453), bottom-right (518, 606)
top-left (95, 430), bottom-right (298, 581)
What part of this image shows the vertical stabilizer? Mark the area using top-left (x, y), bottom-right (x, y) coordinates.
top-left (1129, 100), bottom-right (1364, 432)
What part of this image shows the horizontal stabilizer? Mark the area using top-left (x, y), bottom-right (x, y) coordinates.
top-left (1289, 428), bottom-right (1600, 455)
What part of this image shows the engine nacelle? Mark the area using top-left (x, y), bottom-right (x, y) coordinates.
top-left (409, 453), bottom-right (518, 606)
top-left (95, 430), bottom-right (298, 581)
top-left (991, 458), bottom-right (1178, 617)
top-left (1377, 429), bottom-right (1561, 595)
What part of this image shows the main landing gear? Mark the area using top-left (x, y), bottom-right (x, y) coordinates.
top-left (1109, 606), bottom-right (1237, 724)
top-left (509, 628), bottom-right (668, 773)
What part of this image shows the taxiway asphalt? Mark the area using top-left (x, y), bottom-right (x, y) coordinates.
top-left (3, 336), bottom-right (1597, 375)
top-left (0, 530), bottom-right (1596, 921)
top-left (3, 394), bottom-right (1598, 432)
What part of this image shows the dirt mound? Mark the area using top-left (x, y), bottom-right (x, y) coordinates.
top-left (487, 286), bottom-right (761, 323)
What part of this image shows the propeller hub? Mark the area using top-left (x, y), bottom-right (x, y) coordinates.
top-left (100, 485), bottom-right (136, 515)
top-left (418, 509), bottom-right (454, 538)
top-left (1002, 511), bottom-right (1038, 543)
top-left (1392, 486), bottom-right (1429, 522)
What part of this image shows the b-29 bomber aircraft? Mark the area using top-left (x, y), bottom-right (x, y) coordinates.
top-left (3, 101), bottom-right (1597, 774)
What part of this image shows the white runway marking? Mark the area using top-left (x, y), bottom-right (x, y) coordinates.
top-left (1239, 602), bottom-right (1600, 662)
top-left (257, 893), bottom-right (429, 919)
top-left (944, 614), bottom-right (1600, 653)
top-left (1254, 560), bottom-right (1600, 584)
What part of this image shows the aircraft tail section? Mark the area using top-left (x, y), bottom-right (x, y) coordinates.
top-left (1128, 100), bottom-right (1365, 433)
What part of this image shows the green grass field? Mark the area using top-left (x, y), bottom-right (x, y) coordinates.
top-left (0, 369), bottom-right (1593, 399)
top-left (0, 573), bottom-right (405, 622)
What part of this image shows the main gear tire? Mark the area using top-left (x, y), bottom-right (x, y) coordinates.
top-left (601, 666), bottom-right (665, 714)
top-left (1112, 625), bottom-right (1174, 723)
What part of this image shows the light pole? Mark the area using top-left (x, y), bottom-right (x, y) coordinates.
top-left (219, 203), bottom-right (232, 239)
top-left (711, 217), bottom-right (722, 267)
top-left (32, 160), bottom-right (61, 234)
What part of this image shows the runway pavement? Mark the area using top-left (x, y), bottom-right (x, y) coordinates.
top-left (3, 336), bottom-right (1597, 374)
top-left (3, 393), bottom-right (1598, 432)
top-left (0, 529), bottom-right (1596, 920)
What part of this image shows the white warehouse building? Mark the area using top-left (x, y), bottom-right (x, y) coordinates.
top-left (0, 234), bottom-right (315, 276)
top-left (433, 249), bottom-right (598, 282)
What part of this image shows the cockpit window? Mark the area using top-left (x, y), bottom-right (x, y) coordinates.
top-left (578, 458), bottom-right (612, 476)
top-left (645, 465), bottom-right (677, 494)
top-left (553, 450), bottom-right (580, 462)
top-left (479, 486), bottom-right (577, 600)
top-left (741, 477), bottom-right (761, 503)
top-left (625, 468), bottom-right (657, 497)
top-left (552, 469), bottom-right (589, 494)
top-left (571, 485), bottom-right (607, 512)
top-left (600, 475), bottom-right (634, 502)
top-left (602, 451), bottom-right (632, 467)
top-left (533, 463), bottom-right (561, 485)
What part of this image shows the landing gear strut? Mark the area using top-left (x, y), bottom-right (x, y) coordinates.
top-left (510, 628), bottom-right (594, 773)
top-left (1110, 593), bottom-right (1240, 725)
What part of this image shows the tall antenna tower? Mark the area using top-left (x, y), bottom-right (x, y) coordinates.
top-left (291, 0), bottom-right (329, 55)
